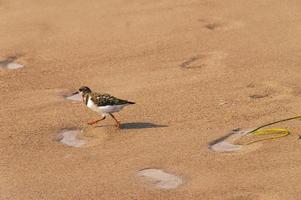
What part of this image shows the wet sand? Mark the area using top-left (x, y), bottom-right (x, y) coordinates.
top-left (2, 0), bottom-right (301, 199)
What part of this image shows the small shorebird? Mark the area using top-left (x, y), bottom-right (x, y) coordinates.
top-left (73, 86), bottom-right (135, 128)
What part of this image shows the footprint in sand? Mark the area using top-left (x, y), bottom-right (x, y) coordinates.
top-left (137, 168), bottom-right (183, 189)
top-left (64, 92), bottom-right (82, 102)
top-left (247, 81), bottom-right (295, 101)
top-left (56, 129), bottom-right (86, 148)
top-left (209, 129), bottom-right (260, 153)
top-left (247, 84), bottom-right (273, 100)
top-left (180, 56), bottom-right (202, 68)
top-left (180, 51), bottom-right (226, 70)
top-left (198, 18), bottom-right (244, 31)
top-left (204, 22), bottom-right (222, 30)
top-left (56, 126), bottom-right (117, 148)
top-left (249, 94), bottom-right (269, 100)
top-left (0, 56), bottom-right (24, 70)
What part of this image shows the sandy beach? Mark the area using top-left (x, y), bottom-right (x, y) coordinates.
top-left (2, 0), bottom-right (301, 199)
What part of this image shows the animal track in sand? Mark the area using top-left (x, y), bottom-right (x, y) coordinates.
top-left (199, 18), bottom-right (244, 31)
top-left (247, 81), bottom-right (295, 101)
top-left (180, 56), bottom-right (202, 68)
top-left (180, 52), bottom-right (226, 70)
top-left (204, 22), bottom-right (222, 30)
top-left (249, 94), bottom-right (269, 100)
top-left (0, 56), bottom-right (24, 69)
top-left (137, 168), bottom-right (183, 189)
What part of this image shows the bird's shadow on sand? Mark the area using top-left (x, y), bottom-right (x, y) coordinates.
top-left (120, 122), bottom-right (168, 129)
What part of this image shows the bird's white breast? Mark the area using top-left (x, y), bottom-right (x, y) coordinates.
top-left (87, 97), bottom-right (101, 112)
top-left (86, 97), bottom-right (127, 115)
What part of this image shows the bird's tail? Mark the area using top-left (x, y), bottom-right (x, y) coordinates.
top-left (127, 101), bottom-right (135, 104)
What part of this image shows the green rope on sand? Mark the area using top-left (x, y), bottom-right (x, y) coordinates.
top-left (242, 116), bottom-right (301, 145)
top-left (245, 128), bottom-right (290, 145)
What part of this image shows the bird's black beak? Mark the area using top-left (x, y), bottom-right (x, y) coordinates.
top-left (72, 91), bottom-right (79, 95)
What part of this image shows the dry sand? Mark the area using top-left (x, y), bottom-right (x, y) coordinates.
top-left (2, 0), bottom-right (301, 199)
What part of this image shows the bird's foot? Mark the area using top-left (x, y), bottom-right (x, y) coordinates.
top-left (87, 117), bottom-right (106, 125)
top-left (115, 121), bottom-right (121, 129)
top-left (87, 121), bottom-right (97, 125)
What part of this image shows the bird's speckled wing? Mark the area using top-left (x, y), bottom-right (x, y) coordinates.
top-left (90, 92), bottom-right (134, 106)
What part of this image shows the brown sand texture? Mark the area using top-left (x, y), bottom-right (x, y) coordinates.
top-left (2, 0), bottom-right (301, 199)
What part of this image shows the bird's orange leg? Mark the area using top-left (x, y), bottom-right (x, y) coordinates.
top-left (87, 116), bottom-right (106, 125)
top-left (109, 113), bottom-right (121, 128)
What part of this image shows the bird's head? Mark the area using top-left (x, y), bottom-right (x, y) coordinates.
top-left (73, 86), bottom-right (92, 96)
